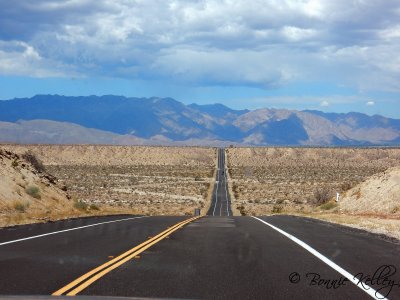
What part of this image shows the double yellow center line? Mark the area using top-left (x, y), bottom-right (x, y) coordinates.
top-left (53, 216), bottom-right (201, 296)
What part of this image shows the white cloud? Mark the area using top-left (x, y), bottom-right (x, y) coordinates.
top-left (150, 47), bottom-right (298, 87)
top-left (0, 40), bottom-right (79, 77)
top-left (378, 25), bottom-right (400, 40)
top-left (320, 100), bottom-right (329, 107)
top-left (281, 26), bottom-right (318, 42)
top-left (366, 101), bottom-right (375, 106)
top-left (0, 0), bottom-right (399, 92)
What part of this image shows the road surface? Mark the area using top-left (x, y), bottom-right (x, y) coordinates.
top-left (206, 148), bottom-right (232, 216)
top-left (1, 214), bottom-right (399, 299)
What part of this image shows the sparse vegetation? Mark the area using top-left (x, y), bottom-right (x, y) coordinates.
top-left (237, 205), bottom-right (247, 216)
top-left (22, 151), bottom-right (45, 172)
top-left (89, 204), bottom-right (100, 211)
top-left (74, 200), bottom-right (88, 211)
top-left (227, 147), bottom-right (400, 215)
top-left (319, 201), bottom-right (337, 210)
top-left (0, 146), bottom-right (216, 227)
top-left (4, 145), bottom-right (216, 216)
top-left (340, 182), bottom-right (353, 192)
top-left (13, 200), bottom-right (30, 213)
top-left (313, 187), bottom-right (333, 205)
top-left (11, 159), bottom-right (18, 167)
top-left (272, 204), bottom-right (283, 213)
top-left (25, 185), bottom-right (41, 199)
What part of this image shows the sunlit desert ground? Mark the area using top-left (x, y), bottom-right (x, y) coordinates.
top-left (3, 145), bottom-right (216, 217)
top-left (2, 144), bottom-right (400, 240)
top-left (226, 147), bottom-right (400, 239)
top-left (227, 147), bottom-right (400, 213)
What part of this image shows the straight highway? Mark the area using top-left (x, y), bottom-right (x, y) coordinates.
top-left (207, 148), bottom-right (232, 216)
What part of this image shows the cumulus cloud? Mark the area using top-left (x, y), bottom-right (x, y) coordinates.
top-left (0, 0), bottom-right (399, 91)
top-left (320, 100), bottom-right (329, 107)
top-left (0, 40), bottom-right (78, 77)
top-left (366, 101), bottom-right (375, 106)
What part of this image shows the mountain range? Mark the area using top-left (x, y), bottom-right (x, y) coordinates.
top-left (0, 95), bottom-right (399, 146)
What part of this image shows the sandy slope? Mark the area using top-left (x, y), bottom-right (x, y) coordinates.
top-left (0, 149), bottom-right (74, 226)
top-left (340, 166), bottom-right (400, 215)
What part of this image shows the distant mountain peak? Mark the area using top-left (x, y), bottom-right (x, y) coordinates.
top-left (0, 95), bottom-right (399, 146)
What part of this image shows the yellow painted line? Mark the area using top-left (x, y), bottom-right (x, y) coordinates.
top-left (52, 216), bottom-right (200, 296)
top-left (53, 216), bottom-right (197, 296)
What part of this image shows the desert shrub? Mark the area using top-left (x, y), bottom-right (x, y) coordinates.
top-left (232, 184), bottom-right (240, 199)
top-left (74, 200), bottom-right (88, 211)
top-left (89, 204), bottom-right (100, 210)
top-left (13, 200), bottom-right (30, 212)
top-left (340, 182), bottom-right (353, 191)
top-left (320, 201), bottom-right (337, 210)
top-left (22, 151), bottom-right (45, 173)
top-left (391, 206), bottom-right (400, 214)
top-left (25, 185), bottom-right (41, 199)
top-left (353, 190), bottom-right (362, 199)
top-left (312, 187), bottom-right (333, 205)
top-left (237, 205), bottom-right (247, 216)
top-left (194, 176), bottom-right (202, 181)
top-left (272, 204), bottom-right (283, 213)
top-left (11, 159), bottom-right (19, 167)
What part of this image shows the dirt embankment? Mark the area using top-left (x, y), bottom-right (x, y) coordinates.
top-left (340, 166), bottom-right (400, 215)
top-left (0, 149), bottom-right (72, 226)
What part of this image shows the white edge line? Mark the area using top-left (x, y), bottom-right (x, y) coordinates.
top-left (219, 190), bottom-right (222, 216)
top-left (213, 171), bottom-right (219, 216)
top-left (222, 149), bottom-right (227, 216)
top-left (0, 216), bottom-right (146, 246)
top-left (219, 152), bottom-right (222, 217)
top-left (213, 149), bottom-right (221, 216)
top-left (220, 149), bottom-right (222, 216)
top-left (251, 216), bottom-right (387, 300)
top-left (223, 150), bottom-right (229, 217)
top-left (220, 149), bottom-right (224, 216)
top-left (225, 177), bottom-right (229, 217)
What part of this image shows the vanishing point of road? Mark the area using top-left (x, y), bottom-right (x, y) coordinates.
top-left (0, 148), bottom-right (399, 299)
top-left (206, 148), bottom-right (232, 216)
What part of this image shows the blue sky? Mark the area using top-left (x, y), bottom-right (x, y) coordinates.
top-left (0, 0), bottom-right (399, 118)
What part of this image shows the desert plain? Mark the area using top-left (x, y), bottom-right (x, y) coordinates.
top-left (1, 144), bottom-right (399, 240)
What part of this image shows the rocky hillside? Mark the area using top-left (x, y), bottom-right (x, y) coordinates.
top-left (0, 95), bottom-right (399, 146)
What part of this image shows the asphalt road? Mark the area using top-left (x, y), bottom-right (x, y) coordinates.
top-left (0, 215), bottom-right (186, 296)
top-left (1, 214), bottom-right (399, 299)
top-left (206, 148), bottom-right (232, 216)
